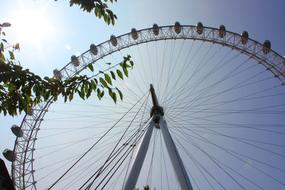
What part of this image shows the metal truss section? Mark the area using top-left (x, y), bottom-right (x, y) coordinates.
top-left (12, 99), bottom-right (53, 190)
top-left (58, 25), bottom-right (285, 83)
top-left (11, 23), bottom-right (285, 190)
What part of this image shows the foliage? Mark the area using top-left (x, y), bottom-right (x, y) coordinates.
top-left (66, 0), bottom-right (117, 25)
top-left (0, 22), bottom-right (133, 116)
top-left (144, 185), bottom-right (150, 190)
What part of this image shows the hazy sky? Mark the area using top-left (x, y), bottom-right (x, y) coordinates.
top-left (1, 0), bottom-right (285, 189)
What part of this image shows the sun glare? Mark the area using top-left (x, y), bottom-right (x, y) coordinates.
top-left (11, 5), bottom-right (56, 47)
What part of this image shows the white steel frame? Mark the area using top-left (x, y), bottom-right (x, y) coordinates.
top-left (11, 24), bottom-right (285, 190)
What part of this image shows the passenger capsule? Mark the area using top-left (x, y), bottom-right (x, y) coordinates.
top-left (71, 55), bottom-right (80, 67)
top-left (196, 22), bottom-right (204, 35)
top-left (153, 24), bottom-right (159, 36)
top-left (219, 25), bottom-right (226, 38)
top-left (131, 28), bottom-right (138, 40)
top-left (2, 149), bottom-right (16, 162)
top-left (53, 69), bottom-right (62, 80)
top-left (110, 35), bottom-right (117, 46)
top-left (262, 40), bottom-right (271, 54)
top-left (11, 125), bottom-right (23, 137)
top-left (241, 31), bottom-right (249, 44)
top-left (90, 44), bottom-right (98, 55)
top-left (174, 21), bottom-right (181, 34)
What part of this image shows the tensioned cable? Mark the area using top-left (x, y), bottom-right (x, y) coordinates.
top-left (176, 140), bottom-right (223, 190)
top-left (173, 127), bottom-right (285, 188)
top-left (81, 93), bottom-right (150, 189)
top-left (172, 129), bottom-right (248, 190)
top-left (98, 124), bottom-right (152, 189)
top-left (168, 118), bottom-right (285, 187)
top-left (47, 92), bottom-right (148, 189)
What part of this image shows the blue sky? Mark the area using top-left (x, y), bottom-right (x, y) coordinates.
top-left (1, 0), bottom-right (285, 189)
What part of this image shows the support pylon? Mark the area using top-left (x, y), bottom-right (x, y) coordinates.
top-left (123, 84), bottom-right (193, 190)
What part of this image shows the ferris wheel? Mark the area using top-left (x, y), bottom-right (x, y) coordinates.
top-left (3, 22), bottom-right (285, 190)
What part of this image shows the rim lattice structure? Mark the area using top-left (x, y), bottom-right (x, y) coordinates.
top-left (11, 23), bottom-right (285, 190)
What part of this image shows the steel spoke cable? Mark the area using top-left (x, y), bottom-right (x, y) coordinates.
top-left (181, 126), bottom-right (285, 149)
top-left (166, 116), bottom-right (285, 174)
top-left (185, 114), bottom-right (285, 135)
top-left (162, 42), bottom-right (213, 104)
top-left (80, 130), bottom-right (146, 189)
top-left (168, 56), bottom-right (256, 110)
top-left (171, 44), bottom-right (223, 97)
top-left (163, 46), bottom-right (238, 105)
top-left (81, 94), bottom-right (150, 189)
top-left (166, 52), bottom-right (259, 108)
top-left (172, 129), bottom-right (248, 190)
top-left (160, 39), bottom-right (177, 102)
top-left (173, 126), bottom-right (285, 187)
top-left (174, 130), bottom-right (265, 190)
top-left (79, 125), bottom-right (148, 190)
top-left (175, 138), bottom-right (223, 190)
top-left (66, 124), bottom-right (149, 189)
top-left (92, 123), bottom-right (151, 189)
top-left (167, 42), bottom-right (223, 102)
top-left (47, 92), bottom-right (148, 189)
top-left (168, 117), bottom-right (285, 186)
top-left (161, 40), bottom-right (194, 100)
top-left (60, 126), bottom-right (145, 188)
top-left (186, 69), bottom-right (275, 111)
top-left (162, 39), bottom-right (187, 100)
top-left (161, 40), bottom-right (206, 103)
top-left (171, 127), bottom-right (226, 189)
top-left (166, 83), bottom-right (283, 123)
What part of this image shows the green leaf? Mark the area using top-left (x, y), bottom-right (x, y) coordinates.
top-left (79, 85), bottom-right (85, 99)
top-left (9, 51), bottom-right (15, 60)
top-left (116, 69), bottom-right (123, 80)
top-left (84, 81), bottom-right (89, 94)
top-left (97, 88), bottom-right (102, 100)
top-left (108, 89), bottom-right (117, 103)
top-left (7, 83), bottom-right (16, 91)
top-left (112, 92), bottom-right (117, 103)
top-left (130, 60), bottom-right (134, 67)
top-left (110, 71), bottom-right (116, 80)
top-left (99, 77), bottom-right (108, 88)
top-left (116, 87), bottom-right (123, 100)
top-left (87, 63), bottom-right (94, 72)
top-left (100, 90), bottom-right (105, 98)
top-left (104, 73), bottom-right (112, 85)
top-left (91, 79), bottom-right (97, 90)
top-left (69, 91), bottom-right (74, 101)
top-left (123, 67), bottom-right (128, 77)
top-left (86, 83), bottom-right (92, 98)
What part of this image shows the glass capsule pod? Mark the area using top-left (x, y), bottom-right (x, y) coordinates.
top-left (2, 149), bottom-right (16, 162)
top-left (196, 22), bottom-right (204, 35)
top-left (71, 55), bottom-right (80, 67)
top-left (131, 28), bottom-right (138, 40)
top-left (110, 35), bottom-right (117, 46)
top-left (90, 44), bottom-right (98, 55)
top-left (152, 24), bottom-right (159, 36)
top-left (11, 125), bottom-right (23, 137)
top-left (219, 25), bottom-right (226, 38)
top-left (241, 31), bottom-right (249, 45)
top-left (174, 21), bottom-right (181, 34)
top-left (53, 69), bottom-right (62, 80)
top-left (262, 40), bottom-right (271, 54)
